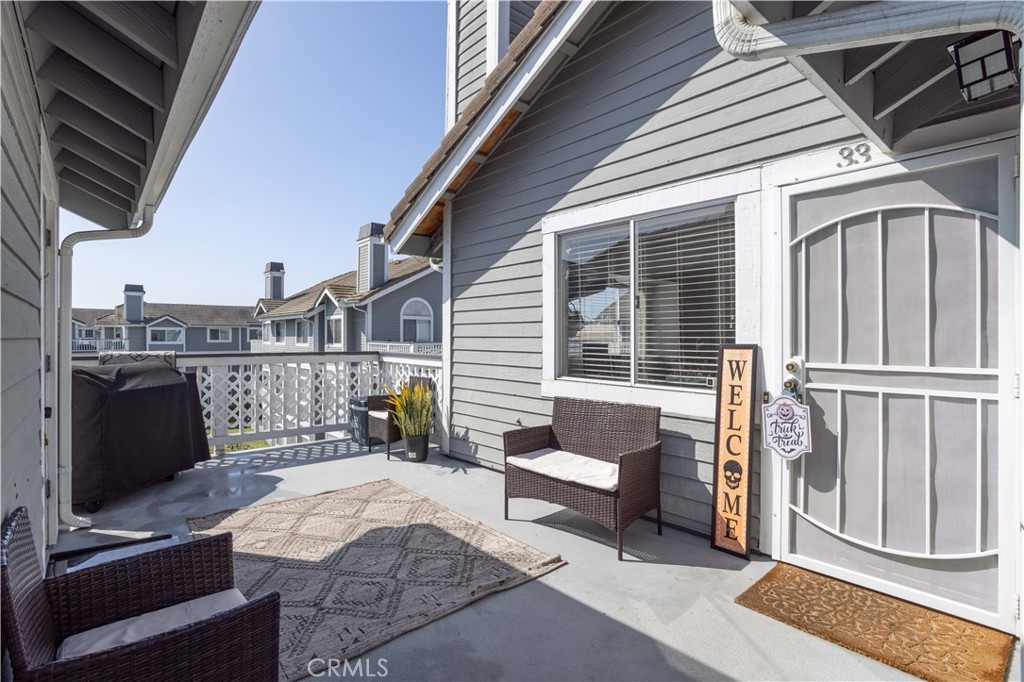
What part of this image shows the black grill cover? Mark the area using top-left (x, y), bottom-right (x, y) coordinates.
top-left (72, 361), bottom-right (210, 505)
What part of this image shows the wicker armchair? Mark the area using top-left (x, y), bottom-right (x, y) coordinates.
top-left (367, 394), bottom-right (402, 458)
top-left (1, 507), bottom-right (280, 681)
top-left (504, 397), bottom-right (662, 560)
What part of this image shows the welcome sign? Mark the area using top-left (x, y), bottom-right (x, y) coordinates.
top-left (711, 344), bottom-right (758, 559)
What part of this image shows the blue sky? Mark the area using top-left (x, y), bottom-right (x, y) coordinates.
top-left (68, 1), bottom-right (447, 308)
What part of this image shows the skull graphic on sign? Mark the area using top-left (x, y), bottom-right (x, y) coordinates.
top-left (723, 460), bottom-right (743, 490)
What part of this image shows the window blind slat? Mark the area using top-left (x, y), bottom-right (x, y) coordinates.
top-left (560, 207), bottom-right (735, 387)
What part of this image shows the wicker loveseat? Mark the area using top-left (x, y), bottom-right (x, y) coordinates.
top-left (0, 507), bottom-right (280, 681)
top-left (503, 397), bottom-right (662, 560)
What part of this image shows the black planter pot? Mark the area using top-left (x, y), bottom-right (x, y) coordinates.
top-left (404, 435), bottom-right (429, 462)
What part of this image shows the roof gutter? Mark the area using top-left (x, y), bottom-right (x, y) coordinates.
top-left (57, 205), bottom-right (155, 528)
top-left (711, 1), bottom-right (1023, 60)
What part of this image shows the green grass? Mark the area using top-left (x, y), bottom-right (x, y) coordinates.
top-left (207, 426), bottom-right (269, 455)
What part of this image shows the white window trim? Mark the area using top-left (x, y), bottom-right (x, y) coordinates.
top-left (207, 327), bottom-right (232, 343)
top-left (326, 313), bottom-right (345, 349)
top-left (444, 0), bottom-right (458, 132)
top-left (485, 0), bottom-right (509, 73)
top-left (400, 297), bottom-right (434, 343)
top-left (149, 327), bottom-right (184, 344)
top-left (296, 320), bottom-right (311, 346)
top-left (541, 167), bottom-right (761, 418)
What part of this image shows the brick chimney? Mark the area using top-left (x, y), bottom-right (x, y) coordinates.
top-left (123, 284), bottom-right (144, 323)
top-left (264, 262), bottom-right (285, 299)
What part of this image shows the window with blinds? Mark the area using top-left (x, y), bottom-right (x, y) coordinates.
top-left (559, 204), bottom-right (735, 389)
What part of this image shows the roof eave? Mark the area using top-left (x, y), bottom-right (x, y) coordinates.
top-left (387, 1), bottom-right (608, 256)
top-left (131, 2), bottom-right (260, 226)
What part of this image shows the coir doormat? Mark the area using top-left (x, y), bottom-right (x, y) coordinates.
top-left (736, 563), bottom-right (1013, 682)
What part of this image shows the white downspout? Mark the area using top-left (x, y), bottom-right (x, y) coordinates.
top-left (57, 205), bottom-right (155, 528)
top-left (711, 1), bottom-right (1023, 61)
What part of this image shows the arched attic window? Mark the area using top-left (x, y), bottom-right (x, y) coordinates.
top-left (400, 298), bottom-right (433, 342)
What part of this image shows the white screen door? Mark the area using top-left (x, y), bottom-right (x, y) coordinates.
top-left (781, 146), bottom-right (1017, 632)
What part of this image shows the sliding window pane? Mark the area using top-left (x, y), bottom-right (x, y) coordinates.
top-left (636, 206), bottom-right (735, 388)
top-left (560, 224), bottom-right (631, 381)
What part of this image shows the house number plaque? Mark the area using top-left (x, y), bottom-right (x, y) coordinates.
top-left (711, 344), bottom-right (758, 560)
top-left (762, 395), bottom-right (812, 460)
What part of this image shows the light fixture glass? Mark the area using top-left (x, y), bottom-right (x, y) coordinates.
top-left (946, 31), bottom-right (1019, 102)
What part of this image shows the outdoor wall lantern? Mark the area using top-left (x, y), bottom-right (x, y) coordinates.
top-left (946, 31), bottom-right (1019, 103)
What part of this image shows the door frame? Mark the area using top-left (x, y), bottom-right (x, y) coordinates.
top-left (768, 137), bottom-right (1020, 633)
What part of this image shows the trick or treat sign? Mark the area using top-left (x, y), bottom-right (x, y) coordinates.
top-left (711, 344), bottom-right (758, 559)
top-left (762, 395), bottom-right (812, 460)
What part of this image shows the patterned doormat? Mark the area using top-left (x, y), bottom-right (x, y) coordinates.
top-left (188, 480), bottom-right (566, 681)
top-left (736, 563), bottom-right (1014, 681)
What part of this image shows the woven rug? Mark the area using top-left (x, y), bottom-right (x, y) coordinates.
top-left (736, 563), bottom-right (1014, 681)
top-left (188, 479), bottom-right (565, 681)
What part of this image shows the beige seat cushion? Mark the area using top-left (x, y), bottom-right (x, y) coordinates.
top-left (367, 410), bottom-right (390, 422)
top-left (507, 448), bottom-right (619, 492)
top-left (57, 588), bottom-right (247, 660)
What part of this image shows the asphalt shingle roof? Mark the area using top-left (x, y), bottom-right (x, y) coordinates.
top-left (71, 308), bottom-right (114, 325)
top-left (95, 303), bottom-right (258, 327)
top-left (257, 257), bottom-right (432, 320)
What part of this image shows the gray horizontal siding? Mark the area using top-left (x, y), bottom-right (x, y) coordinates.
top-left (183, 326), bottom-right (251, 353)
top-left (456, 0), bottom-right (488, 118)
top-left (448, 1), bottom-right (859, 543)
top-left (367, 271), bottom-right (442, 344)
top-left (1, 2), bottom-right (44, 562)
top-left (509, 0), bottom-right (539, 42)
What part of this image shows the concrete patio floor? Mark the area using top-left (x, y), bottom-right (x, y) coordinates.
top-left (57, 439), bottom-right (1019, 681)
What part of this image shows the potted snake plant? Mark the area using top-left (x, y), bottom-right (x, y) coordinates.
top-left (385, 380), bottom-right (433, 461)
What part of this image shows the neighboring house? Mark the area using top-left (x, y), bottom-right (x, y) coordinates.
top-left (385, 1), bottom-right (1023, 635)
top-left (1, 1), bottom-right (255, 558)
top-left (80, 285), bottom-right (261, 354)
top-left (70, 307), bottom-right (119, 353)
top-left (254, 223), bottom-right (442, 354)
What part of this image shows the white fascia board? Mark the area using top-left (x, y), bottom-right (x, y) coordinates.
top-left (132, 2), bottom-right (258, 223)
top-left (313, 288), bottom-right (343, 309)
top-left (351, 267), bottom-right (436, 307)
top-left (145, 315), bottom-right (187, 327)
top-left (392, 0), bottom-right (601, 253)
top-left (258, 311), bottom-right (304, 322)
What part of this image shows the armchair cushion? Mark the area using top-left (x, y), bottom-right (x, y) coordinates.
top-left (57, 588), bottom-right (246, 660)
top-left (507, 448), bottom-right (619, 492)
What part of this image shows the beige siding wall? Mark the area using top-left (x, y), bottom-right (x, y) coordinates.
top-left (448, 1), bottom-right (862, 540)
top-left (1, 4), bottom-right (46, 559)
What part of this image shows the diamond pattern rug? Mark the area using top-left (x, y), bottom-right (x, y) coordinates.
top-left (188, 479), bottom-right (566, 681)
top-left (736, 563), bottom-right (1014, 682)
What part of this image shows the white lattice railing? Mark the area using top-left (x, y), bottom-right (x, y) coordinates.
top-left (379, 353), bottom-right (444, 436)
top-left (71, 339), bottom-right (127, 353)
top-left (174, 352), bottom-right (444, 447)
top-left (365, 341), bottom-right (442, 355)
